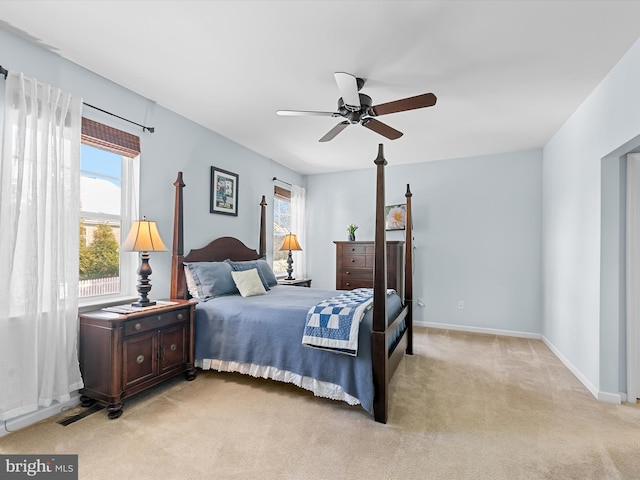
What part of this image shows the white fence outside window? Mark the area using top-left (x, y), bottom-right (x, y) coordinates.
top-left (78, 277), bottom-right (119, 297)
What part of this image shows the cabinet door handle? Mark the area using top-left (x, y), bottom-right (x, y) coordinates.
top-left (136, 355), bottom-right (144, 364)
top-left (170, 343), bottom-right (177, 351)
top-left (134, 323), bottom-right (142, 331)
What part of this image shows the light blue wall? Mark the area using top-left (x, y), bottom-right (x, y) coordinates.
top-left (307, 149), bottom-right (543, 335)
top-left (0, 27), bottom-right (304, 299)
top-left (543, 37), bottom-right (640, 397)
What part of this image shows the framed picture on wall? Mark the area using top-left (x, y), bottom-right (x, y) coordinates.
top-left (210, 166), bottom-right (239, 216)
top-left (385, 204), bottom-right (406, 230)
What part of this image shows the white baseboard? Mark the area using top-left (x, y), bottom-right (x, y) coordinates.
top-left (540, 336), bottom-right (623, 404)
top-left (416, 321), bottom-right (625, 405)
top-left (0, 392), bottom-right (81, 437)
top-left (418, 320), bottom-right (542, 340)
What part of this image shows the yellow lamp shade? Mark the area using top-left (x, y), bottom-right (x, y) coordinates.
top-left (280, 233), bottom-right (302, 251)
top-left (121, 218), bottom-right (167, 252)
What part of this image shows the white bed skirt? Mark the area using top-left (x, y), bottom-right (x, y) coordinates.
top-left (195, 358), bottom-right (361, 407)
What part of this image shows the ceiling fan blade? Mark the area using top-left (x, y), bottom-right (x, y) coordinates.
top-left (319, 121), bottom-right (349, 142)
top-left (370, 93), bottom-right (437, 116)
top-left (362, 118), bottom-right (403, 140)
top-left (277, 110), bottom-right (339, 117)
top-left (334, 72), bottom-right (361, 110)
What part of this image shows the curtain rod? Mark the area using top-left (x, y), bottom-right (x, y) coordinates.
top-left (0, 64), bottom-right (154, 133)
top-left (83, 103), bottom-right (154, 133)
top-left (272, 177), bottom-right (292, 187)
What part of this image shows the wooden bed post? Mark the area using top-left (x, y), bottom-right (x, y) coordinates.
top-left (405, 184), bottom-right (414, 355)
top-left (170, 172), bottom-right (186, 300)
top-left (372, 144), bottom-right (388, 423)
top-left (259, 195), bottom-right (267, 258)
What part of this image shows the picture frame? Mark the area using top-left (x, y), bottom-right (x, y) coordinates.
top-left (210, 166), bottom-right (239, 216)
top-left (384, 203), bottom-right (406, 230)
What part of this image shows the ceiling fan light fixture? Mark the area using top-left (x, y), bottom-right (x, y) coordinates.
top-left (276, 72), bottom-right (436, 142)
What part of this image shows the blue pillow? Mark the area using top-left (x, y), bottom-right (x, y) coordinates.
top-left (224, 259), bottom-right (274, 290)
top-left (184, 261), bottom-right (238, 300)
top-left (256, 259), bottom-right (278, 287)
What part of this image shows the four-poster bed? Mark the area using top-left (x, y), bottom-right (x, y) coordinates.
top-left (169, 144), bottom-right (413, 423)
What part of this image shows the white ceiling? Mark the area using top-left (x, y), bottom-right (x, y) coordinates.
top-left (2, 1), bottom-right (640, 175)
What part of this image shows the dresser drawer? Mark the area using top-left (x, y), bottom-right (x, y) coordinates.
top-left (343, 254), bottom-right (368, 267)
top-left (341, 268), bottom-right (373, 281)
top-left (124, 308), bottom-right (188, 337)
top-left (340, 278), bottom-right (373, 289)
top-left (342, 244), bottom-right (368, 254)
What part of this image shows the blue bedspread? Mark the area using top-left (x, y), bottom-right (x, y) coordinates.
top-left (194, 286), bottom-right (404, 414)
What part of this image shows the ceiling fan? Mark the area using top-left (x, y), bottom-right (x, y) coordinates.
top-left (276, 72), bottom-right (437, 142)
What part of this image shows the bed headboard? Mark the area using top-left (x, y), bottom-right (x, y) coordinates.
top-left (184, 237), bottom-right (261, 264)
top-left (169, 172), bottom-right (267, 299)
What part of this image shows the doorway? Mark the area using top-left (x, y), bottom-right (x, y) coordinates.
top-left (627, 153), bottom-right (640, 403)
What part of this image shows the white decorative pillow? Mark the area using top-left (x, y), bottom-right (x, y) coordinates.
top-left (231, 268), bottom-right (267, 297)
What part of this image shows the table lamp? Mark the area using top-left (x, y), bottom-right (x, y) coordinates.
top-left (121, 217), bottom-right (167, 307)
top-left (280, 233), bottom-right (302, 280)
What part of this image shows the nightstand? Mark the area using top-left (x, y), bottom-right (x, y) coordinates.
top-left (78, 299), bottom-right (195, 419)
top-left (278, 278), bottom-right (312, 287)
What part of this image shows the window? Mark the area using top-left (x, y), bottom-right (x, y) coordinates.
top-left (273, 186), bottom-right (291, 277)
top-left (79, 118), bottom-right (140, 303)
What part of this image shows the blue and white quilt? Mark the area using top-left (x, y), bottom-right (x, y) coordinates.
top-left (302, 288), bottom-right (376, 356)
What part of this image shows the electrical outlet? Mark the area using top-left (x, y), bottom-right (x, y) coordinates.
top-left (458, 300), bottom-right (464, 310)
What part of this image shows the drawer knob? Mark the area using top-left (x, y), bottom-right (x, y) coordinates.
top-left (346, 271), bottom-right (350, 275)
top-left (134, 323), bottom-right (142, 331)
top-left (170, 343), bottom-right (177, 351)
top-left (346, 282), bottom-right (350, 286)
top-left (136, 355), bottom-right (144, 364)
top-left (157, 315), bottom-right (162, 321)
top-left (176, 313), bottom-right (183, 320)
top-left (351, 259), bottom-right (355, 262)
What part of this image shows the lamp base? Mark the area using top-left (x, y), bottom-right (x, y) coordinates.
top-left (131, 299), bottom-right (156, 308)
top-left (285, 250), bottom-right (295, 281)
top-left (132, 251), bottom-right (155, 308)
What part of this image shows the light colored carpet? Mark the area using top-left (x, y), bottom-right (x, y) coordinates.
top-left (2, 327), bottom-right (640, 479)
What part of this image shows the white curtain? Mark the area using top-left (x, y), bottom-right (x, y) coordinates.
top-left (120, 155), bottom-right (140, 297)
top-left (291, 184), bottom-right (307, 279)
top-left (0, 72), bottom-right (84, 420)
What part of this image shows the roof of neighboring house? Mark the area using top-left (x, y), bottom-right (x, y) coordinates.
top-left (80, 176), bottom-right (120, 216)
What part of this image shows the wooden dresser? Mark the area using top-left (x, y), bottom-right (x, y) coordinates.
top-left (334, 241), bottom-right (404, 299)
top-left (78, 300), bottom-right (195, 419)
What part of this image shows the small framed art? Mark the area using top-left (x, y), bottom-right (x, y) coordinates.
top-left (385, 204), bottom-right (406, 230)
top-left (210, 166), bottom-right (239, 216)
